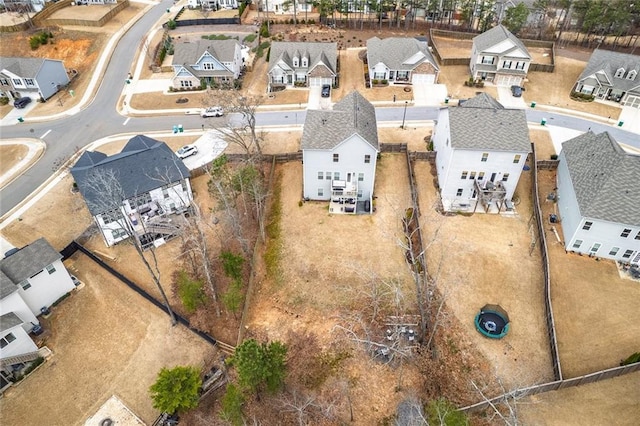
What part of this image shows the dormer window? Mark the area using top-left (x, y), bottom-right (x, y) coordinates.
top-left (615, 68), bottom-right (625, 78)
top-left (301, 56), bottom-right (308, 67)
top-left (627, 70), bottom-right (637, 80)
top-left (293, 56), bottom-right (299, 67)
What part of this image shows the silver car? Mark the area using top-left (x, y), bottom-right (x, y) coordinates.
top-left (201, 106), bottom-right (224, 117)
top-left (176, 145), bottom-right (198, 159)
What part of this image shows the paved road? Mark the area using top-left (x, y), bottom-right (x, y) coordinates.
top-left (1, 0), bottom-right (639, 217)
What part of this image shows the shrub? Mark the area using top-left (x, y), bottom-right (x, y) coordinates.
top-left (372, 79), bottom-right (379, 84)
top-left (219, 383), bottom-right (244, 425)
top-left (0, 97), bottom-right (9, 106)
top-left (550, 154), bottom-right (558, 160)
top-left (260, 22), bottom-right (269, 38)
top-left (176, 270), bottom-right (206, 313)
top-left (29, 35), bottom-right (41, 50)
top-left (620, 352), bottom-right (640, 366)
top-left (238, 2), bottom-right (246, 16)
top-left (243, 33), bottom-right (257, 43)
top-left (167, 19), bottom-right (177, 30)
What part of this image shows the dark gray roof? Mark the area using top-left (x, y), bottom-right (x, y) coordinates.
top-left (172, 39), bottom-right (239, 66)
top-left (301, 91), bottom-right (378, 151)
top-left (0, 57), bottom-right (48, 78)
top-left (561, 132), bottom-right (640, 227)
top-left (268, 42), bottom-right (337, 75)
top-left (0, 238), bottom-right (62, 285)
top-left (448, 94), bottom-right (530, 152)
top-left (366, 37), bottom-right (439, 72)
top-left (0, 270), bottom-right (17, 300)
top-left (71, 135), bottom-right (190, 216)
top-left (472, 25), bottom-right (531, 59)
top-left (576, 49), bottom-right (640, 92)
top-left (0, 312), bottom-right (24, 333)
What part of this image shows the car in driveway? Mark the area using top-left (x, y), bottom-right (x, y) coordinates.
top-left (201, 106), bottom-right (224, 117)
top-left (14, 97), bottom-right (32, 109)
top-left (510, 85), bottom-right (523, 97)
top-left (176, 144), bottom-right (198, 159)
top-left (321, 84), bottom-right (331, 98)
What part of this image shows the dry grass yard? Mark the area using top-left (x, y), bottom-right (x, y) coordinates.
top-left (437, 65), bottom-right (499, 100)
top-left (529, 127), bottom-right (556, 160)
top-left (431, 35), bottom-right (553, 64)
top-left (537, 170), bottom-right (640, 378)
top-left (0, 144), bottom-right (29, 176)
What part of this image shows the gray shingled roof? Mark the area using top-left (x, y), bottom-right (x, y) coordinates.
top-left (301, 91), bottom-right (378, 151)
top-left (0, 270), bottom-right (17, 300)
top-left (561, 132), bottom-right (640, 227)
top-left (0, 312), bottom-right (24, 333)
top-left (448, 94), bottom-right (530, 152)
top-left (472, 25), bottom-right (531, 59)
top-left (268, 42), bottom-right (337, 75)
top-left (173, 39), bottom-right (239, 65)
top-left (71, 135), bottom-right (190, 216)
top-left (576, 49), bottom-right (640, 92)
top-left (0, 57), bottom-right (47, 78)
top-left (366, 37), bottom-right (439, 72)
top-left (0, 238), bottom-right (62, 285)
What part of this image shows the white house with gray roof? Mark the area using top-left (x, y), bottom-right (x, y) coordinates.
top-left (301, 91), bottom-right (378, 214)
top-left (0, 57), bottom-right (69, 102)
top-left (366, 37), bottom-right (440, 85)
top-left (432, 93), bottom-right (531, 213)
top-left (71, 135), bottom-right (193, 248)
top-left (0, 238), bottom-right (75, 381)
top-left (267, 42), bottom-right (337, 89)
top-left (556, 132), bottom-right (640, 265)
top-left (572, 49), bottom-right (640, 109)
top-left (470, 25), bottom-right (531, 87)
top-left (171, 39), bottom-right (242, 90)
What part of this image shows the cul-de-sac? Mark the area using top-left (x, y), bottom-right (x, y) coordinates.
top-left (0, 1), bottom-right (638, 425)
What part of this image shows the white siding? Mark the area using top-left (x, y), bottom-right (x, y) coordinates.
top-left (0, 292), bottom-right (38, 333)
top-left (18, 259), bottom-right (75, 316)
top-left (0, 324), bottom-right (37, 360)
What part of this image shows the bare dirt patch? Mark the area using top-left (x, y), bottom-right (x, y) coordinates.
top-left (529, 127), bottom-right (556, 160)
top-left (537, 170), bottom-right (640, 378)
top-left (431, 36), bottom-right (552, 64)
top-left (0, 144), bottom-right (29, 176)
top-left (0, 253), bottom-right (218, 425)
top-left (437, 65), bottom-right (499, 100)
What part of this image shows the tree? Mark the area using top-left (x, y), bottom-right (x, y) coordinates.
top-left (219, 383), bottom-right (245, 425)
top-left (231, 338), bottom-right (287, 399)
top-left (149, 366), bottom-right (201, 414)
top-left (426, 398), bottom-right (470, 426)
top-left (502, 2), bottom-right (530, 34)
top-left (175, 270), bottom-right (207, 313)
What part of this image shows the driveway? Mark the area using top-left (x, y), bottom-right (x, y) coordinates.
top-left (307, 86), bottom-right (321, 110)
top-left (179, 130), bottom-right (228, 170)
top-left (497, 85), bottom-right (527, 109)
top-left (618, 106), bottom-right (640, 135)
top-left (0, 99), bottom-right (38, 126)
top-left (413, 83), bottom-right (448, 106)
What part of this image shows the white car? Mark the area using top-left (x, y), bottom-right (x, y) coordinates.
top-left (176, 145), bottom-right (198, 159)
top-left (201, 106), bottom-right (224, 118)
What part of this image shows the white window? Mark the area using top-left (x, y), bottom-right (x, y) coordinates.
top-left (516, 62), bottom-right (526, 70)
top-left (180, 80), bottom-right (193, 87)
top-left (333, 153), bottom-right (339, 162)
top-left (502, 60), bottom-right (512, 69)
top-left (317, 188), bottom-right (323, 197)
top-left (358, 173), bottom-right (364, 182)
top-left (456, 188), bottom-right (463, 196)
top-left (621, 228), bottom-right (631, 238)
top-left (615, 68), bottom-right (625, 78)
top-left (20, 280), bottom-right (31, 290)
top-left (481, 153), bottom-right (488, 162)
top-left (582, 221), bottom-right (593, 231)
top-left (334, 172), bottom-right (340, 180)
top-left (469, 171), bottom-right (476, 180)
top-left (318, 172), bottom-right (323, 180)
top-left (622, 249), bottom-right (633, 259)
top-left (572, 240), bottom-right (582, 249)
top-left (513, 154), bottom-right (521, 163)
top-left (502, 173), bottom-right (510, 182)
top-left (293, 57), bottom-right (299, 67)
top-left (301, 57), bottom-right (308, 67)
top-left (636, 231), bottom-right (640, 240)
top-left (628, 70), bottom-right (637, 80)
top-left (590, 243), bottom-right (601, 253)
top-left (24, 78), bottom-right (35, 86)
top-left (461, 171), bottom-right (468, 179)
top-left (357, 189), bottom-right (363, 198)
top-left (46, 264), bottom-right (56, 274)
top-left (0, 78), bottom-right (8, 85)
top-left (364, 154), bottom-right (371, 163)
top-left (325, 172), bottom-right (332, 180)
top-left (0, 333), bottom-right (17, 349)
top-left (609, 247), bottom-right (620, 256)
top-left (478, 172), bottom-right (485, 180)
top-left (481, 56), bottom-right (494, 65)
top-left (12, 79), bottom-right (21, 86)
top-left (112, 228), bottom-right (127, 240)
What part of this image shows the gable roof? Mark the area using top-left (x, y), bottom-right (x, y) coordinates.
top-left (448, 94), bottom-right (530, 152)
top-left (0, 57), bottom-right (49, 78)
top-left (0, 238), bottom-right (62, 286)
top-left (268, 42), bottom-right (337, 75)
top-left (172, 39), bottom-right (240, 65)
top-left (577, 49), bottom-right (640, 92)
top-left (301, 91), bottom-right (378, 151)
top-left (71, 135), bottom-right (190, 216)
top-left (366, 37), bottom-right (439, 71)
top-left (472, 25), bottom-right (531, 59)
top-left (560, 132), bottom-right (640, 227)
top-left (0, 312), bottom-right (24, 333)
top-left (0, 270), bottom-right (17, 300)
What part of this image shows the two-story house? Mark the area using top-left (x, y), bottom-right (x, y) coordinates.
top-left (556, 132), bottom-right (640, 265)
top-left (70, 135), bottom-right (193, 248)
top-left (187, 0), bottom-right (237, 9)
top-left (432, 93), bottom-right (531, 213)
top-left (1, 238), bottom-right (76, 385)
top-left (301, 91), bottom-right (379, 214)
top-left (256, 0), bottom-right (312, 14)
top-left (0, 57), bottom-right (69, 102)
top-left (572, 49), bottom-right (640, 108)
top-left (267, 42), bottom-right (337, 89)
top-left (171, 39), bottom-right (243, 90)
top-left (470, 25), bottom-right (531, 87)
top-left (366, 37), bottom-right (440, 85)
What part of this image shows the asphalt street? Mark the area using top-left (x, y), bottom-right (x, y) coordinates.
top-left (0, 0), bottom-right (639, 218)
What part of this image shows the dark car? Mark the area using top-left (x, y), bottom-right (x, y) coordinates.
top-left (321, 84), bottom-right (331, 98)
top-left (510, 85), bottom-right (523, 97)
top-left (14, 97), bottom-right (32, 109)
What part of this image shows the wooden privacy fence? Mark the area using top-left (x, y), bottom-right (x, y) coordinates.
top-left (45, 0), bottom-right (129, 27)
top-left (380, 143), bottom-right (408, 153)
top-left (537, 159), bottom-right (560, 170)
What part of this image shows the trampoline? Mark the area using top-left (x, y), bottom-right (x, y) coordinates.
top-left (475, 304), bottom-right (510, 339)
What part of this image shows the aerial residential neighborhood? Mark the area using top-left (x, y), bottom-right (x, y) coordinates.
top-left (0, 0), bottom-right (639, 425)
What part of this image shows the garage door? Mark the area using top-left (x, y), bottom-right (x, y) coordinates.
top-left (411, 74), bottom-right (435, 84)
top-left (624, 95), bottom-right (640, 108)
top-left (309, 77), bottom-right (332, 87)
top-left (495, 75), bottom-right (522, 87)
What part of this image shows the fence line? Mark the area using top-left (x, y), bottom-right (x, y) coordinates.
top-left (537, 160), bottom-right (560, 170)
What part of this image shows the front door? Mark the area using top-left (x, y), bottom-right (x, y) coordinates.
top-left (490, 173), bottom-right (496, 182)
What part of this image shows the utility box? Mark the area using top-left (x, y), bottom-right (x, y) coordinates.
top-left (531, 101), bottom-right (536, 108)
top-left (541, 118), bottom-right (547, 126)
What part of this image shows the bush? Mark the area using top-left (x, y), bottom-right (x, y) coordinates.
top-left (372, 79), bottom-right (379, 84)
top-left (243, 33), bottom-right (257, 43)
top-left (550, 154), bottom-right (558, 160)
top-left (570, 91), bottom-right (594, 102)
top-left (176, 270), bottom-right (206, 313)
top-left (238, 2), bottom-right (246, 16)
top-left (0, 97), bottom-right (9, 106)
top-left (167, 19), bottom-right (177, 30)
top-left (620, 352), bottom-right (640, 366)
top-left (260, 22), bottom-right (269, 38)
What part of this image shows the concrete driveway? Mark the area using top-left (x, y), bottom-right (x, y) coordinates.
top-left (0, 98), bottom-right (38, 126)
top-left (413, 83), bottom-right (448, 106)
top-left (307, 86), bottom-right (322, 110)
top-left (497, 86), bottom-right (527, 109)
top-left (179, 130), bottom-right (228, 170)
top-left (618, 106), bottom-right (640, 135)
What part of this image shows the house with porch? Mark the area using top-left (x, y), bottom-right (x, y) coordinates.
top-left (186, 0), bottom-right (237, 9)
top-left (572, 49), bottom-right (640, 109)
top-left (469, 25), bottom-right (531, 87)
top-left (70, 135), bottom-right (193, 248)
top-left (171, 39), bottom-right (243, 90)
top-left (1, 238), bottom-right (76, 389)
top-left (366, 37), bottom-right (440, 85)
top-left (432, 93), bottom-right (531, 212)
top-left (556, 132), bottom-right (640, 265)
top-left (301, 91), bottom-right (378, 214)
top-left (256, 0), bottom-right (312, 14)
top-left (267, 42), bottom-right (337, 89)
top-left (0, 57), bottom-right (69, 102)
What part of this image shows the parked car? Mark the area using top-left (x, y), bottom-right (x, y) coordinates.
top-left (321, 84), bottom-right (331, 98)
top-left (176, 145), bottom-right (198, 159)
top-left (14, 97), bottom-right (32, 109)
top-left (201, 106), bottom-right (224, 117)
top-left (510, 85), bottom-right (523, 97)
